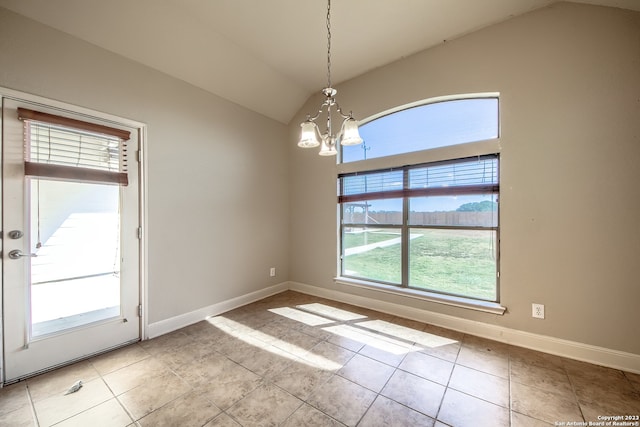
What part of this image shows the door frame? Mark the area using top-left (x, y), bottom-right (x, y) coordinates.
top-left (0, 87), bottom-right (148, 385)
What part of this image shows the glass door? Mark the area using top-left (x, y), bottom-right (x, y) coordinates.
top-left (2, 97), bottom-right (141, 382)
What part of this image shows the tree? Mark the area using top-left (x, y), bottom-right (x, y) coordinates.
top-left (456, 200), bottom-right (497, 212)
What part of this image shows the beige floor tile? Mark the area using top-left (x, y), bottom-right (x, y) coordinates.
top-left (381, 369), bottom-right (445, 418)
top-left (272, 329), bottom-right (323, 356)
top-left (260, 314), bottom-right (307, 333)
top-left (102, 357), bottom-right (169, 396)
top-left (27, 361), bottom-right (99, 402)
top-left (565, 360), bottom-right (640, 419)
top-left (236, 344), bottom-right (297, 379)
top-left (0, 404), bottom-right (36, 427)
top-left (272, 361), bottom-right (333, 400)
top-left (327, 330), bottom-right (367, 352)
top-left (359, 395), bottom-right (436, 427)
top-left (295, 322), bottom-right (334, 341)
top-left (412, 325), bottom-right (462, 363)
top-left (297, 302), bottom-right (368, 323)
top-left (250, 321), bottom-right (297, 343)
top-left (355, 319), bottom-right (407, 335)
top-left (226, 382), bottom-right (302, 427)
top-left (33, 377), bottom-right (113, 426)
top-left (54, 398), bottom-right (132, 427)
top-left (626, 371), bottom-right (640, 392)
top-left (280, 403), bottom-right (343, 427)
top-left (462, 335), bottom-right (511, 357)
top-left (566, 361), bottom-right (639, 407)
top-left (203, 412), bottom-right (242, 427)
top-left (511, 381), bottom-right (582, 425)
top-left (399, 351), bottom-right (454, 386)
top-left (138, 330), bottom-right (193, 355)
top-left (195, 362), bottom-right (263, 410)
top-left (511, 411), bottom-right (554, 426)
top-left (0, 381), bottom-right (31, 416)
top-left (338, 353), bottom-right (395, 393)
top-left (307, 375), bottom-right (376, 426)
top-left (117, 371), bottom-right (191, 420)
top-left (438, 388), bottom-right (509, 427)
top-left (358, 343), bottom-right (408, 367)
top-left (137, 390), bottom-right (220, 427)
top-left (90, 344), bottom-right (150, 376)
top-left (303, 341), bottom-right (356, 371)
top-left (207, 315), bottom-right (257, 337)
top-left (456, 345), bottom-right (509, 378)
top-left (509, 346), bottom-right (565, 374)
top-left (154, 340), bottom-right (218, 370)
top-left (217, 335), bottom-right (267, 363)
top-left (449, 364), bottom-right (509, 408)
top-left (389, 316), bottom-right (428, 331)
top-left (510, 360), bottom-right (573, 397)
top-left (422, 324), bottom-right (464, 342)
top-left (579, 393), bottom-right (640, 423)
top-left (173, 352), bottom-right (233, 385)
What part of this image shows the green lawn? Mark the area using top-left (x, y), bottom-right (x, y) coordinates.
top-left (343, 229), bottom-right (497, 301)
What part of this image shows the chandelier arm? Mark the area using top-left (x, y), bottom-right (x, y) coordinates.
top-left (306, 104), bottom-right (328, 122)
top-left (334, 103), bottom-right (353, 120)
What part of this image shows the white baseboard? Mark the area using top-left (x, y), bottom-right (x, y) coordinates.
top-left (146, 282), bottom-right (289, 339)
top-left (288, 281), bottom-right (640, 374)
top-left (144, 280), bottom-right (640, 374)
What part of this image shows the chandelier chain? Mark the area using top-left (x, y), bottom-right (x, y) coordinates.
top-left (326, 0), bottom-right (332, 89)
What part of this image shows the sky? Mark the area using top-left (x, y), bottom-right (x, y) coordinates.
top-left (342, 98), bottom-right (498, 163)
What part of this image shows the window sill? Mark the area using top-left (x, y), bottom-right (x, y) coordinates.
top-left (334, 277), bottom-right (506, 315)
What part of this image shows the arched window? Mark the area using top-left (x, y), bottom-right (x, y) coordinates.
top-left (342, 97), bottom-right (498, 163)
top-left (338, 96), bottom-right (501, 306)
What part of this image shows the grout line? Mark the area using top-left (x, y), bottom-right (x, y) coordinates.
top-left (25, 383), bottom-right (41, 427)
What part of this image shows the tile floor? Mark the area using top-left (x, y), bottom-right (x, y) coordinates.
top-left (1, 291), bottom-right (639, 426)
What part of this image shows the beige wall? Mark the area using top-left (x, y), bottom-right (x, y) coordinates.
top-left (289, 2), bottom-right (640, 354)
top-left (0, 7), bottom-right (290, 324)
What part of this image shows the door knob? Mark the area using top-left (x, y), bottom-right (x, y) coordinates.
top-left (8, 250), bottom-right (37, 260)
top-left (8, 230), bottom-right (24, 239)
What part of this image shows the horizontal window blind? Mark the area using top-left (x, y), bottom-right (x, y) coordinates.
top-left (339, 155), bottom-right (498, 203)
top-left (409, 156), bottom-right (498, 189)
top-left (18, 108), bottom-right (130, 186)
top-left (341, 170), bottom-right (403, 196)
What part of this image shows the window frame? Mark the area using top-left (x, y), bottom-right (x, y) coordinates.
top-left (339, 155), bottom-right (500, 300)
top-left (335, 94), bottom-right (505, 314)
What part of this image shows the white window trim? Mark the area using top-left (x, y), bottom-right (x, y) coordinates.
top-left (334, 276), bottom-right (506, 315)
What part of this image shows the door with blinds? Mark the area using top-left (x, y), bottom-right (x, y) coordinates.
top-left (2, 97), bottom-right (141, 382)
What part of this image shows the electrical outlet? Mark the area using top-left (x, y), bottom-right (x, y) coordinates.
top-left (270, 267), bottom-right (276, 277)
top-left (532, 303), bottom-right (545, 319)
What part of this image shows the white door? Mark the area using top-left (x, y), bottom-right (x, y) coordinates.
top-left (2, 97), bottom-right (141, 382)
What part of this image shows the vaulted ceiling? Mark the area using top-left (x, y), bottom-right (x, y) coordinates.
top-left (1, 0), bottom-right (637, 123)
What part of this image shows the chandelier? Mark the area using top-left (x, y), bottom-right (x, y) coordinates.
top-left (297, 0), bottom-right (363, 156)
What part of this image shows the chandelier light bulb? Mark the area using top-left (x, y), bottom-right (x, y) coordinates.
top-left (298, 120), bottom-right (320, 148)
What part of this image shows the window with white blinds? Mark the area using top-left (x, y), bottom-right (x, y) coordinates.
top-left (18, 108), bottom-right (130, 185)
top-left (339, 155), bottom-right (500, 302)
top-left (339, 155), bottom-right (499, 203)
